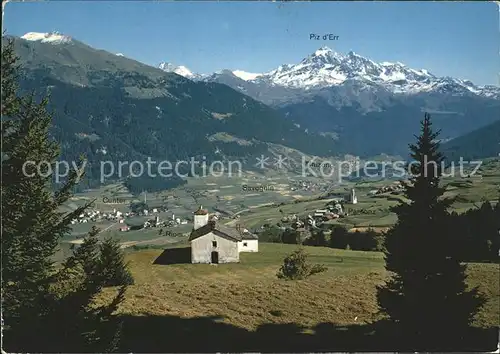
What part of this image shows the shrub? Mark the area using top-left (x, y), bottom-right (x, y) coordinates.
top-left (276, 248), bottom-right (327, 280)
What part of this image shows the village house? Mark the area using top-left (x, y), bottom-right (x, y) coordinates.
top-left (235, 224), bottom-right (259, 253)
top-left (188, 206), bottom-right (258, 264)
top-left (292, 219), bottom-right (304, 229)
top-left (306, 215), bottom-right (318, 228)
top-left (144, 216), bottom-right (163, 228)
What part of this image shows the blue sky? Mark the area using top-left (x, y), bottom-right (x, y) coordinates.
top-left (4, 1), bottom-right (499, 86)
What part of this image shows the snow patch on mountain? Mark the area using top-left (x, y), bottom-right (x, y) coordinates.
top-left (21, 32), bottom-right (72, 44)
top-left (174, 66), bottom-right (195, 78)
top-left (232, 70), bottom-right (262, 81)
top-left (158, 62), bottom-right (196, 78)
top-left (116, 53), bottom-right (124, 57)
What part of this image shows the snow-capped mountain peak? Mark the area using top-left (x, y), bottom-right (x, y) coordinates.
top-left (303, 46), bottom-right (344, 66)
top-left (241, 46), bottom-right (498, 98)
top-left (21, 32), bottom-right (72, 44)
top-left (314, 46), bottom-right (335, 56)
top-left (158, 62), bottom-right (196, 78)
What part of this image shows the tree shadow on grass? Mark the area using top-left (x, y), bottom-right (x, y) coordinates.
top-left (152, 247), bottom-right (191, 265)
top-left (118, 313), bottom-right (499, 353)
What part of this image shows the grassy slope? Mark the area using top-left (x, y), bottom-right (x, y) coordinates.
top-left (99, 243), bottom-right (499, 332)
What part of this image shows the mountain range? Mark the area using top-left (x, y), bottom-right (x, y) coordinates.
top-left (6, 31), bottom-right (500, 190)
top-left (160, 45), bottom-right (500, 156)
top-left (160, 46), bottom-right (500, 104)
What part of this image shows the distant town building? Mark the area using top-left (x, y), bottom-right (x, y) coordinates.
top-left (348, 188), bottom-right (358, 204)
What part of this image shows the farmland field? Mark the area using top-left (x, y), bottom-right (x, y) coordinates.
top-left (62, 160), bottom-right (500, 252)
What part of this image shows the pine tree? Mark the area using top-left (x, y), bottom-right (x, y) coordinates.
top-left (99, 237), bottom-right (134, 286)
top-left (329, 225), bottom-right (349, 249)
top-left (376, 113), bottom-right (485, 350)
top-left (282, 228), bottom-right (300, 244)
top-left (313, 230), bottom-right (327, 246)
top-left (47, 227), bottom-right (128, 352)
top-left (490, 193), bottom-right (500, 260)
top-left (1, 35), bottom-right (20, 116)
top-left (2, 37), bottom-right (85, 345)
top-left (1, 37), bottom-right (131, 352)
top-left (304, 229), bottom-right (327, 246)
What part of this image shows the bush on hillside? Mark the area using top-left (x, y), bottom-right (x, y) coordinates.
top-left (276, 248), bottom-right (327, 280)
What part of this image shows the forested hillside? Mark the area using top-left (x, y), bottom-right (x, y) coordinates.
top-left (442, 120), bottom-right (500, 162)
top-left (9, 36), bottom-right (342, 192)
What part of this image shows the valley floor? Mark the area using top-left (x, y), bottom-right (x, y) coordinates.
top-left (98, 243), bottom-right (499, 352)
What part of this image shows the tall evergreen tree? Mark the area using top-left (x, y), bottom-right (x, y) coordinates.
top-left (282, 228), bottom-right (300, 244)
top-left (329, 225), bottom-right (349, 249)
top-left (376, 113), bottom-right (485, 350)
top-left (1, 37), bottom-right (131, 352)
top-left (99, 237), bottom-right (135, 287)
top-left (303, 229), bottom-right (327, 246)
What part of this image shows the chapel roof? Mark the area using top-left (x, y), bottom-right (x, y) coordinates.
top-left (189, 221), bottom-right (258, 242)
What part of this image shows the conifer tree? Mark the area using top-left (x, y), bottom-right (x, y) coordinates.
top-left (493, 191), bottom-right (500, 259)
top-left (99, 237), bottom-right (135, 286)
top-left (377, 113), bottom-right (485, 350)
top-left (282, 228), bottom-right (300, 244)
top-left (313, 230), bottom-right (327, 246)
top-left (1, 36), bottom-right (131, 352)
top-left (329, 225), bottom-right (349, 249)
